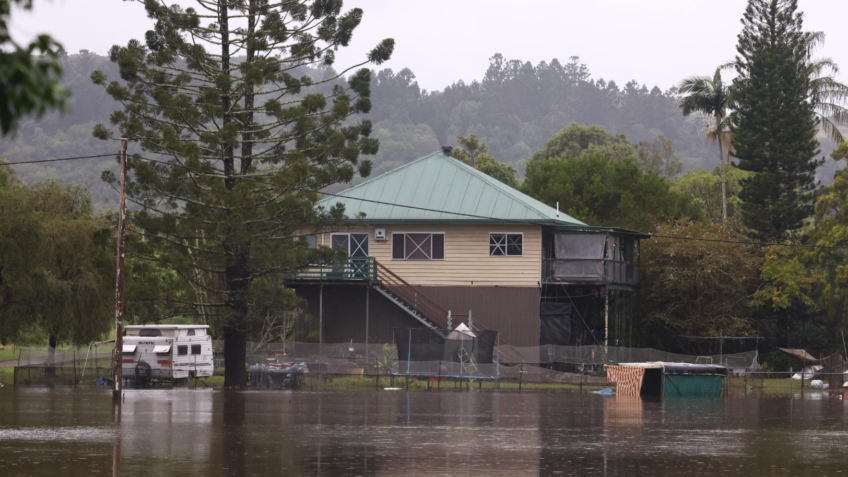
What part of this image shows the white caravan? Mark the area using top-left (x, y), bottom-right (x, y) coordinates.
top-left (122, 325), bottom-right (213, 383)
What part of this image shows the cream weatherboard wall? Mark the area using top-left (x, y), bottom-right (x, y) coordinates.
top-left (316, 224), bottom-right (542, 287)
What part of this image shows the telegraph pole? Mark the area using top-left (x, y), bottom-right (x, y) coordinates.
top-left (113, 138), bottom-right (128, 401)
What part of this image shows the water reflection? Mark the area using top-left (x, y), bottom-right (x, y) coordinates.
top-left (3, 387), bottom-right (848, 476)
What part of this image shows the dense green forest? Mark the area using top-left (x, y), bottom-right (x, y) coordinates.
top-left (3, 51), bottom-right (841, 208)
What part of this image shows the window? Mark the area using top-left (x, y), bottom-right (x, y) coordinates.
top-left (306, 234), bottom-right (317, 249)
top-left (187, 329), bottom-right (195, 336)
top-left (490, 233), bottom-right (523, 256)
top-left (191, 344), bottom-right (202, 355)
top-left (139, 329), bottom-right (162, 337)
top-left (177, 345), bottom-right (188, 356)
top-left (392, 233), bottom-right (445, 260)
top-left (331, 233), bottom-right (369, 257)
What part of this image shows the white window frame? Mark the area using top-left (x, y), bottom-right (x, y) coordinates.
top-left (489, 232), bottom-right (524, 257)
top-left (330, 232), bottom-right (369, 257)
top-left (391, 232), bottom-right (446, 261)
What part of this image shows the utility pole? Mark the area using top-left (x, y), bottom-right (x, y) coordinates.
top-left (113, 138), bottom-right (128, 402)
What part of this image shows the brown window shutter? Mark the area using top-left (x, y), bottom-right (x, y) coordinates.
top-left (392, 233), bottom-right (405, 259)
top-left (432, 234), bottom-right (445, 260)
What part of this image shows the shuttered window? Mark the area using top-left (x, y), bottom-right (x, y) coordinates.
top-left (391, 233), bottom-right (445, 260)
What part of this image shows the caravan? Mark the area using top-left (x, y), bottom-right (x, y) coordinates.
top-left (122, 325), bottom-right (213, 383)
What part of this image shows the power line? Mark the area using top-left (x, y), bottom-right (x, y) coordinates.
top-left (4, 151), bottom-right (847, 251)
top-left (0, 153), bottom-right (116, 166)
top-left (133, 155), bottom-right (561, 228)
top-left (134, 155), bottom-right (848, 251)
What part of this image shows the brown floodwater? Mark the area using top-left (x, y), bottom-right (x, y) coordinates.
top-left (1, 386), bottom-right (848, 476)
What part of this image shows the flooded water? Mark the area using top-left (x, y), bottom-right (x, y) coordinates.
top-left (1, 387), bottom-right (848, 476)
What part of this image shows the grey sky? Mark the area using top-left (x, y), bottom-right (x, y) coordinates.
top-left (10, 0), bottom-right (848, 91)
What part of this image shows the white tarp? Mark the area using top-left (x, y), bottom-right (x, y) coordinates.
top-left (447, 323), bottom-right (476, 341)
top-left (791, 365), bottom-right (822, 380)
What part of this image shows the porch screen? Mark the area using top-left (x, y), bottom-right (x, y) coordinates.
top-left (552, 233), bottom-right (606, 278)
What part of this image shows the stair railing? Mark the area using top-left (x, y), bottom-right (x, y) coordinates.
top-left (374, 259), bottom-right (523, 363)
top-left (374, 261), bottom-right (450, 329)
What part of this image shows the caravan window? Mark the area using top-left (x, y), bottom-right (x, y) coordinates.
top-left (139, 329), bottom-right (162, 337)
top-left (191, 344), bottom-right (202, 355)
top-left (187, 329), bottom-right (195, 336)
top-left (153, 345), bottom-right (171, 355)
top-left (177, 345), bottom-right (188, 356)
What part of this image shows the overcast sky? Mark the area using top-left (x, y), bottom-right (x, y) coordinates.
top-left (10, 0), bottom-right (848, 91)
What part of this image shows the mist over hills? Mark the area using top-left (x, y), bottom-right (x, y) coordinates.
top-left (0, 51), bottom-right (841, 206)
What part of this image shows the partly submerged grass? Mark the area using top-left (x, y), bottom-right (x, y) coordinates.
top-left (295, 374), bottom-right (611, 392)
top-left (0, 345), bottom-right (20, 362)
top-left (727, 377), bottom-right (845, 396)
top-left (0, 367), bottom-right (14, 385)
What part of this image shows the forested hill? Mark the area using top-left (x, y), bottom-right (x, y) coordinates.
top-left (363, 55), bottom-right (717, 178)
top-left (0, 52), bottom-right (839, 206)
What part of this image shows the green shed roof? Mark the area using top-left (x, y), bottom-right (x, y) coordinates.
top-left (317, 151), bottom-right (586, 226)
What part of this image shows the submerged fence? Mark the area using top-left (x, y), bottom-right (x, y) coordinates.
top-left (13, 340), bottom-right (764, 387)
top-left (217, 341), bottom-right (761, 368)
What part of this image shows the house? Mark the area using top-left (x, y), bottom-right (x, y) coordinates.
top-left (287, 148), bottom-right (647, 350)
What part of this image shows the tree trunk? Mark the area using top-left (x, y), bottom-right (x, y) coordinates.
top-left (719, 134), bottom-right (727, 220)
top-left (46, 333), bottom-right (57, 376)
top-left (218, 1), bottom-right (250, 388)
top-left (223, 322), bottom-right (247, 387)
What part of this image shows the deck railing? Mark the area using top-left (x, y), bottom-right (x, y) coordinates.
top-left (543, 258), bottom-right (639, 286)
top-left (284, 257), bottom-right (377, 281)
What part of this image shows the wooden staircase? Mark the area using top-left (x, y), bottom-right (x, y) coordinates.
top-left (373, 261), bottom-right (449, 329)
top-left (373, 260), bottom-right (523, 362)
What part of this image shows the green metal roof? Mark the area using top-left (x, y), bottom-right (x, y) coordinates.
top-left (317, 151), bottom-right (586, 225)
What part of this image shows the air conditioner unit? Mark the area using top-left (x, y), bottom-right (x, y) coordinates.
top-left (374, 228), bottom-right (387, 241)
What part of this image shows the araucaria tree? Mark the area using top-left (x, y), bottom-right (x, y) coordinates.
top-left (732, 0), bottom-right (822, 240)
top-left (92, 0), bottom-right (393, 386)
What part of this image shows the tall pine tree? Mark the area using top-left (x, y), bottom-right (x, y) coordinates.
top-left (732, 0), bottom-right (822, 240)
top-left (93, 0), bottom-right (393, 386)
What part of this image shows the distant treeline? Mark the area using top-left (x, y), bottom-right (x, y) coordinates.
top-left (7, 51), bottom-right (841, 206)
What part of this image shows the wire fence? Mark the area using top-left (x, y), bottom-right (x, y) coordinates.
top-left (12, 341), bottom-right (776, 389)
top-left (219, 341), bottom-right (762, 369)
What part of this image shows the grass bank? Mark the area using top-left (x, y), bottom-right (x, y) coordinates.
top-left (0, 345), bottom-right (19, 362)
top-left (0, 367), bottom-right (13, 385)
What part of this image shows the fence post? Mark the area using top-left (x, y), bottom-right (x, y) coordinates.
top-left (437, 360), bottom-right (441, 393)
top-left (790, 367), bottom-right (793, 399)
top-left (519, 363), bottom-right (523, 393)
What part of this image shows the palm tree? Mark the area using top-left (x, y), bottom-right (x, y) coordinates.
top-left (679, 68), bottom-right (733, 220)
top-left (800, 32), bottom-right (848, 144)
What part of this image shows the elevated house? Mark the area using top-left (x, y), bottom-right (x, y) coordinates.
top-left (287, 148), bottom-right (647, 350)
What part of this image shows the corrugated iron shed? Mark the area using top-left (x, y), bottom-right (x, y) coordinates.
top-left (316, 151), bottom-right (586, 225)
